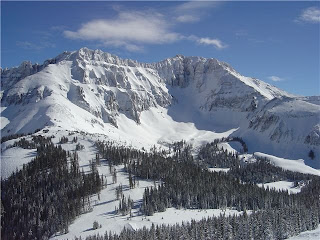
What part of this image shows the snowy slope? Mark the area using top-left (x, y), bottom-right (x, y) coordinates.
top-left (1, 47), bottom-right (319, 168)
top-left (1, 146), bottom-right (37, 178)
top-left (254, 152), bottom-right (320, 176)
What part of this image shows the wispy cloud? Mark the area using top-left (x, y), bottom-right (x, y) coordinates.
top-left (197, 37), bottom-right (227, 49)
top-left (268, 76), bottom-right (285, 82)
top-left (16, 41), bottom-right (55, 50)
top-left (296, 7), bottom-right (320, 23)
top-left (16, 26), bottom-right (61, 51)
top-left (64, 11), bottom-right (180, 51)
top-left (186, 35), bottom-right (227, 49)
top-left (174, 1), bottom-right (220, 23)
top-left (175, 1), bottom-right (219, 14)
top-left (176, 15), bottom-right (199, 23)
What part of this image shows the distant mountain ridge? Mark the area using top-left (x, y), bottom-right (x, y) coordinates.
top-left (1, 47), bottom-right (319, 164)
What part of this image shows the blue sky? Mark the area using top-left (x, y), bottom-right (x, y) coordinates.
top-left (1, 1), bottom-right (319, 96)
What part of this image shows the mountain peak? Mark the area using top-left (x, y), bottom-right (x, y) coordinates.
top-left (1, 47), bottom-right (319, 163)
top-left (1, 47), bottom-right (292, 101)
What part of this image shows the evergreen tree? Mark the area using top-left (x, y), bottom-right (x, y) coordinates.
top-left (309, 150), bottom-right (315, 160)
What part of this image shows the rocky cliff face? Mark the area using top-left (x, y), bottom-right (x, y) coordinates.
top-left (248, 97), bottom-right (320, 145)
top-left (1, 48), bottom-right (172, 127)
top-left (151, 54), bottom-right (292, 113)
top-left (1, 48), bottom-right (319, 152)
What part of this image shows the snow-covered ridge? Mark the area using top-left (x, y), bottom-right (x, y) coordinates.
top-left (1, 47), bottom-right (319, 163)
top-left (151, 53), bottom-right (292, 100)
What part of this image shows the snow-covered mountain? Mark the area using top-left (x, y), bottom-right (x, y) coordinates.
top-left (1, 47), bottom-right (319, 165)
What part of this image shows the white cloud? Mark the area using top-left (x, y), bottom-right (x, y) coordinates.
top-left (175, 1), bottom-right (219, 12)
top-left (297, 7), bottom-right (320, 23)
top-left (175, 1), bottom-right (220, 23)
top-left (63, 3), bottom-right (227, 52)
top-left (176, 15), bottom-right (199, 23)
top-left (268, 76), bottom-right (284, 82)
top-left (64, 11), bottom-right (181, 51)
top-left (197, 37), bottom-right (228, 49)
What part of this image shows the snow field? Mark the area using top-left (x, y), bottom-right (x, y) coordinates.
top-left (254, 152), bottom-right (320, 176)
top-left (1, 107), bottom-right (10, 130)
top-left (257, 181), bottom-right (303, 194)
top-left (1, 146), bottom-right (37, 179)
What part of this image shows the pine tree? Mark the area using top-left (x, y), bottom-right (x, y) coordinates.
top-left (309, 150), bottom-right (315, 160)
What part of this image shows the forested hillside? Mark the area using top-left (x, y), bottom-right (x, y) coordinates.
top-left (1, 134), bottom-right (319, 240)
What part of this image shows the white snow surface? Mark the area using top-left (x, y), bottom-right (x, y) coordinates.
top-left (208, 167), bottom-right (230, 173)
top-left (1, 146), bottom-right (36, 179)
top-left (254, 152), bottom-right (320, 176)
top-left (0, 107), bottom-right (10, 130)
top-left (257, 181), bottom-right (302, 194)
top-left (287, 225), bottom-right (320, 240)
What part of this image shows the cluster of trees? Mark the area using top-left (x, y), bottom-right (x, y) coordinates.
top-left (198, 141), bottom-right (316, 185)
top-left (0, 129), bottom-right (41, 144)
top-left (96, 140), bottom-right (143, 166)
top-left (197, 137), bottom-right (250, 168)
top-left (212, 137), bottom-right (248, 153)
top-left (1, 133), bottom-right (28, 144)
top-left (95, 141), bottom-right (319, 214)
top-left (137, 158), bottom-right (312, 215)
top-left (1, 137), bottom-right (103, 240)
top-left (59, 136), bottom-right (69, 144)
top-left (76, 143), bottom-right (85, 151)
top-left (83, 201), bottom-right (320, 240)
top-left (168, 140), bottom-right (193, 160)
top-left (6, 135), bottom-right (53, 150)
top-left (198, 142), bottom-right (240, 168)
top-left (116, 195), bottom-right (134, 216)
top-left (229, 157), bottom-right (317, 184)
top-left (228, 137), bottom-right (248, 153)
